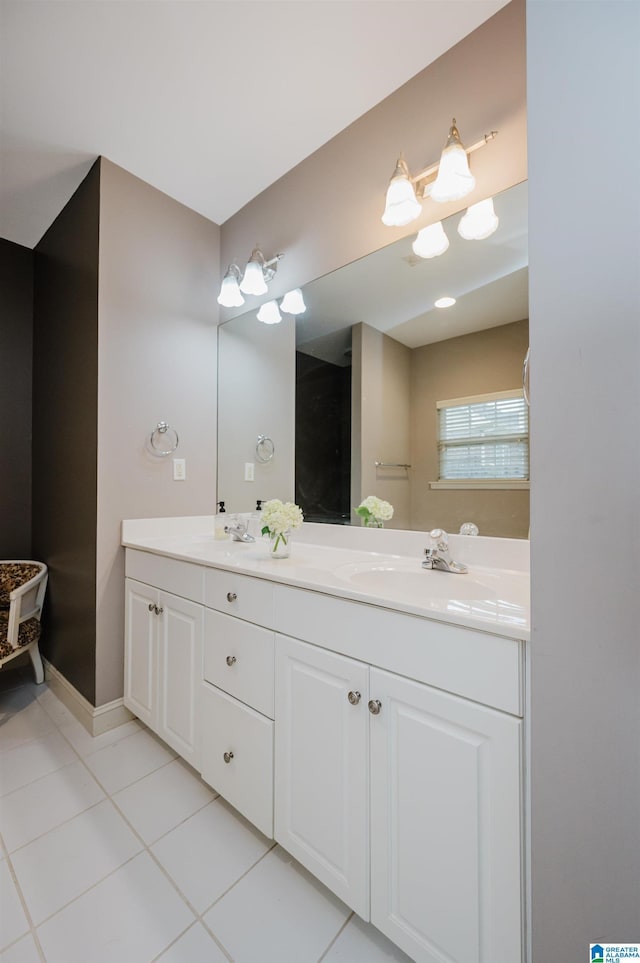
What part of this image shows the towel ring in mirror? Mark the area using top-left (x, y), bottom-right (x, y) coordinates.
top-left (256, 435), bottom-right (275, 463)
top-left (150, 422), bottom-right (179, 456)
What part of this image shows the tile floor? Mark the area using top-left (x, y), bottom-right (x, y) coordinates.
top-left (0, 666), bottom-right (412, 963)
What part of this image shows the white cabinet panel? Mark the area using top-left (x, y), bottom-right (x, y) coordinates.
top-left (124, 579), bottom-right (157, 728)
top-left (157, 593), bottom-right (203, 769)
top-left (201, 683), bottom-right (274, 838)
top-left (369, 668), bottom-right (523, 963)
top-left (274, 635), bottom-right (370, 919)
top-left (204, 568), bottom-right (274, 627)
top-left (204, 609), bottom-right (274, 718)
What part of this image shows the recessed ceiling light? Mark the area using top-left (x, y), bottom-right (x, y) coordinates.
top-left (435, 296), bottom-right (456, 308)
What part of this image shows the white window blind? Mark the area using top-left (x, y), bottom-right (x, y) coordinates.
top-left (437, 390), bottom-right (529, 480)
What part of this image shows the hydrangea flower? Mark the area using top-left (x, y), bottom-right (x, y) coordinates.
top-left (261, 499), bottom-right (304, 546)
top-left (355, 495), bottom-right (394, 526)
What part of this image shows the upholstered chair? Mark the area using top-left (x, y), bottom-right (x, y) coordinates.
top-left (0, 561), bottom-right (48, 683)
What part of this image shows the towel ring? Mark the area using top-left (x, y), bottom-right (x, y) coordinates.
top-left (256, 435), bottom-right (275, 463)
top-left (150, 422), bottom-right (179, 456)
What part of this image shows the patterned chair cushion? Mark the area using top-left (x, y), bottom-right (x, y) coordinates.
top-left (0, 611), bottom-right (42, 659)
top-left (0, 563), bottom-right (42, 607)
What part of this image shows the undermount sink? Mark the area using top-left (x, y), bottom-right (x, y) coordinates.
top-left (333, 560), bottom-right (498, 601)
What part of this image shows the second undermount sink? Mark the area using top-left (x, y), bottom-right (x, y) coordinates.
top-left (333, 560), bottom-right (498, 601)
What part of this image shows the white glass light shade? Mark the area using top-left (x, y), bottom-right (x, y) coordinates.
top-left (240, 254), bottom-right (268, 296)
top-left (217, 267), bottom-right (245, 307)
top-left (457, 197), bottom-right (499, 240)
top-left (257, 300), bottom-right (282, 324)
top-left (280, 288), bottom-right (306, 314)
top-left (435, 296), bottom-right (456, 308)
top-left (430, 121), bottom-right (475, 204)
top-left (412, 222), bottom-right (450, 259)
top-left (381, 157), bottom-right (422, 227)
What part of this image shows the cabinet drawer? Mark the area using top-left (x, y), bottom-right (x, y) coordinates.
top-left (204, 609), bottom-right (274, 718)
top-left (200, 684), bottom-right (273, 838)
top-left (205, 569), bottom-right (274, 628)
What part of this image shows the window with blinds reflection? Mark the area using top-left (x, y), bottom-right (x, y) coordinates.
top-left (437, 390), bottom-right (529, 480)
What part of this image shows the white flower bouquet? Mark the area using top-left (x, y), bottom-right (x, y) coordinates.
top-left (355, 495), bottom-right (394, 528)
top-left (261, 499), bottom-right (304, 555)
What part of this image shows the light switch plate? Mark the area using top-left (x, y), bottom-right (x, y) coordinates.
top-left (173, 458), bottom-right (186, 481)
top-left (244, 462), bottom-right (255, 481)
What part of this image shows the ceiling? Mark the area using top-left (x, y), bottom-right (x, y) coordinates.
top-left (0, 0), bottom-right (509, 250)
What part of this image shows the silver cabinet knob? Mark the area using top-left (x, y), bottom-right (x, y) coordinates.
top-left (156, 606), bottom-right (163, 615)
top-left (368, 699), bottom-right (382, 715)
top-left (226, 655), bottom-right (237, 667)
top-left (226, 592), bottom-right (237, 603)
top-left (223, 751), bottom-right (234, 764)
top-left (347, 690), bottom-right (361, 705)
top-left (148, 603), bottom-right (155, 612)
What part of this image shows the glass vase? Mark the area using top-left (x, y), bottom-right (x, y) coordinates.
top-left (268, 529), bottom-right (292, 559)
top-left (364, 517), bottom-right (384, 529)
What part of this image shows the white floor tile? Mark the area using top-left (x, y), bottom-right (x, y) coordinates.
top-left (0, 760), bottom-right (105, 852)
top-left (0, 933), bottom-right (41, 963)
top-left (34, 686), bottom-right (78, 728)
top-left (58, 716), bottom-right (141, 758)
top-left (0, 698), bottom-right (55, 752)
top-left (155, 922), bottom-right (228, 963)
top-left (0, 731), bottom-right (76, 796)
top-left (113, 757), bottom-right (215, 844)
top-left (203, 846), bottom-right (350, 963)
top-left (37, 851), bottom-right (195, 963)
top-left (83, 727), bottom-right (177, 794)
top-left (151, 798), bottom-right (272, 914)
top-left (322, 914), bottom-right (413, 962)
top-left (0, 860), bottom-right (29, 951)
top-left (11, 799), bottom-right (142, 924)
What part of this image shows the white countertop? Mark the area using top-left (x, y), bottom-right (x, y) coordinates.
top-left (122, 517), bottom-right (529, 641)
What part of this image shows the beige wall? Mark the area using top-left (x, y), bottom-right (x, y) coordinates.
top-left (411, 319), bottom-right (529, 537)
top-left (220, 0), bottom-right (526, 319)
top-left (217, 312), bottom-right (295, 513)
top-left (96, 159), bottom-right (220, 705)
top-left (352, 324), bottom-right (412, 529)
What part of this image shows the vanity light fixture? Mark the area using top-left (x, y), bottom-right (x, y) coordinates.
top-left (435, 296), bottom-right (456, 308)
top-left (457, 197), bottom-right (499, 240)
top-left (280, 288), bottom-right (306, 315)
top-left (257, 288), bottom-right (306, 324)
top-left (381, 119), bottom-right (498, 226)
top-left (217, 263), bottom-right (245, 307)
top-left (257, 300), bottom-right (282, 324)
top-left (217, 247), bottom-right (284, 305)
top-left (412, 221), bottom-right (449, 259)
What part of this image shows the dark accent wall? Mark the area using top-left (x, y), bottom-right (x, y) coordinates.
top-left (296, 352), bottom-right (351, 524)
top-left (32, 160), bottom-right (100, 704)
top-left (0, 239), bottom-right (34, 557)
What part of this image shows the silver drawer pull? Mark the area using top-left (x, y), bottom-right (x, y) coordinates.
top-left (368, 699), bottom-right (382, 715)
top-left (223, 751), bottom-right (234, 764)
top-left (226, 655), bottom-right (237, 667)
top-left (148, 603), bottom-right (155, 612)
top-left (226, 592), bottom-right (237, 603)
top-left (347, 690), bottom-right (361, 706)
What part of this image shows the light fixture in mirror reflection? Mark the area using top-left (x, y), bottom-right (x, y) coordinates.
top-left (217, 180), bottom-right (529, 539)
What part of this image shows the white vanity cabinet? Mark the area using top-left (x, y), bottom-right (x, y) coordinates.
top-left (274, 632), bottom-right (523, 963)
top-left (200, 569), bottom-right (275, 838)
top-left (124, 576), bottom-right (203, 768)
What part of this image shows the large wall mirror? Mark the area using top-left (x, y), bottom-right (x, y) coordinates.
top-left (217, 179), bottom-right (528, 538)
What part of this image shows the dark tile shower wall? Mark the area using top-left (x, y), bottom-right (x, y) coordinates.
top-left (295, 352), bottom-right (351, 525)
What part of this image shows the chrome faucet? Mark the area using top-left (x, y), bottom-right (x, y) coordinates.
top-left (422, 528), bottom-right (468, 574)
top-left (224, 521), bottom-right (255, 543)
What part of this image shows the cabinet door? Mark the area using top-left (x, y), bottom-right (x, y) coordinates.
top-left (274, 635), bottom-right (370, 919)
top-left (124, 578), bottom-right (158, 728)
top-left (370, 668), bottom-right (523, 963)
top-left (156, 591), bottom-right (203, 768)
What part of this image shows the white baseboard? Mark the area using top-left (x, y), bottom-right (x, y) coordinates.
top-left (43, 659), bottom-right (134, 736)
